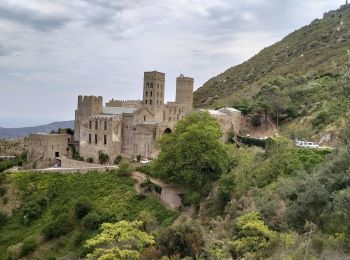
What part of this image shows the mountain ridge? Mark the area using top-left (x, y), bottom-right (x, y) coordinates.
top-left (0, 120), bottom-right (74, 138)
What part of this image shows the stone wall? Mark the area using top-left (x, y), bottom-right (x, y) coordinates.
top-left (79, 115), bottom-right (122, 163)
top-left (27, 134), bottom-right (71, 167)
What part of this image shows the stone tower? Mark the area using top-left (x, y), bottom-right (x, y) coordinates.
top-left (143, 71), bottom-right (165, 108)
top-left (175, 74), bottom-right (194, 113)
top-left (74, 95), bottom-right (103, 141)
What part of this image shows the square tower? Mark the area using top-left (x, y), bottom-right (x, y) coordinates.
top-left (143, 71), bottom-right (165, 108)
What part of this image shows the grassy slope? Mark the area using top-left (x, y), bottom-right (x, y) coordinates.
top-left (0, 171), bottom-right (177, 259)
top-left (194, 5), bottom-right (350, 139)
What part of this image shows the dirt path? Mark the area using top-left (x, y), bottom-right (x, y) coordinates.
top-left (131, 171), bottom-right (194, 226)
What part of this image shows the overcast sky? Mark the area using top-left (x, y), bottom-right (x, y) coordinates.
top-left (0, 0), bottom-right (344, 127)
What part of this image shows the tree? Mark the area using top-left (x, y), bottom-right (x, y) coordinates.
top-left (85, 220), bottom-right (154, 260)
top-left (231, 212), bottom-right (277, 258)
top-left (256, 84), bottom-right (290, 129)
top-left (153, 112), bottom-right (231, 196)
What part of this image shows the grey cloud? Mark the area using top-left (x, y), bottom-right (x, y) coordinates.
top-left (0, 2), bottom-right (70, 31)
top-left (0, 44), bottom-right (12, 56)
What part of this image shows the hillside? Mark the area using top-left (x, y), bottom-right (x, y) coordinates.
top-left (194, 5), bottom-right (350, 143)
top-left (0, 170), bottom-right (177, 259)
top-left (0, 121), bottom-right (74, 139)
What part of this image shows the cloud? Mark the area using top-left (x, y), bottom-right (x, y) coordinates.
top-left (0, 0), bottom-right (345, 126)
top-left (0, 44), bottom-right (12, 56)
top-left (0, 2), bottom-right (70, 31)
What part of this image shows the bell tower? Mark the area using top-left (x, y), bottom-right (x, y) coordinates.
top-left (176, 74), bottom-right (194, 113)
top-left (143, 71), bottom-right (165, 108)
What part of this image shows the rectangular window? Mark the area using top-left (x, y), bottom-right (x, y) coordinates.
top-left (89, 121), bottom-right (92, 129)
top-left (89, 134), bottom-right (91, 144)
top-left (95, 134), bottom-right (98, 144)
top-left (150, 91), bottom-right (152, 97)
top-left (146, 91), bottom-right (148, 97)
top-left (150, 100), bottom-right (152, 105)
top-left (104, 135), bottom-right (107, 145)
top-left (104, 121), bottom-right (107, 131)
top-left (95, 121), bottom-right (98, 130)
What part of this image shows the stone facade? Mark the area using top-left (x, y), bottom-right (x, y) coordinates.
top-left (74, 71), bottom-right (244, 163)
top-left (27, 133), bottom-right (71, 168)
top-left (200, 108), bottom-right (244, 142)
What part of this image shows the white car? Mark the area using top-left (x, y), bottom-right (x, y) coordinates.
top-left (140, 159), bottom-right (151, 164)
top-left (295, 140), bottom-right (319, 148)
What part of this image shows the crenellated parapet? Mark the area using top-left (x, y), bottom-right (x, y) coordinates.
top-left (106, 99), bottom-right (142, 108)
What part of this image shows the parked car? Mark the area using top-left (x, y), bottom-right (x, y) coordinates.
top-left (295, 140), bottom-right (319, 148)
top-left (140, 159), bottom-right (151, 164)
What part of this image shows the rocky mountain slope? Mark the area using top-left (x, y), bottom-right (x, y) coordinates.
top-left (0, 121), bottom-right (74, 139)
top-left (194, 4), bottom-right (350, 143)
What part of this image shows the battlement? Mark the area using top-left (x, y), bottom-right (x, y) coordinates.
top-left (78, 95), bottom-right (103, 106)
top-left (106, 99), bottom-right (142, 108)
top-left (144, 71), bottom-right (165, 80)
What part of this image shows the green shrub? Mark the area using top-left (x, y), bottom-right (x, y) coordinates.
top-left (98, 151), bottom-right (110, 165)
top-left (117, 160), bottom-right (132, 176)
top-left (75, 197), bottom-right (93, 219)
top-left (22, 200), bottom-right (43, 224)
top-left (251, 115), bottom-right (262, 127)
top-left (0, 211), bottom-right (8, 227)
top-left (238, 136), bottom-right (267, 148)
top-left (19, 237), bottom-right (37, 257)
top-left (82, 212), bottom-right (102, 230)
top-left (2, 196), bottom-right (8, 204)
top-left (0, 186), bottom-right (6, 197)
top-left (42, 214), bottom-right (74, 240)
top-left (114, 155), bottom-right (123, 165)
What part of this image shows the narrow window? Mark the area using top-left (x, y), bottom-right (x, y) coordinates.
top-left (150, 83), bottom-right (153, 88)
top-left (104, 135), bottom-right (107, 145)
top-left (89, 134), bottom-right (91, 144)
top-left (169, 117), bottom-right (171, 122)
top-left (150, 100), bottom-right (152, 105)
top-left (146, 91), bottom-right (148, 97)
top-left (95, 134), bottom-right (98, 144)
top-left (89, 121), bottom-right (92, 129)
top-left (104, 121), bottom-right (107, 131)
top-left (157, 92), bottom-right (159, 97)
top-left (145, 100), bottom-right (148, 104)
top-left (157, 100), bottom-right (159, 105)
top-left (144, 115), bottom-right (146, 122)
top-left (150, 91), bottom-right (152, 97)
top-left (95, 121), bottom-right (98, 130)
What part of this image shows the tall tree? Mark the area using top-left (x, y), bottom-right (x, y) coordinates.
top-left (153, 112), bottom-right (231, 194)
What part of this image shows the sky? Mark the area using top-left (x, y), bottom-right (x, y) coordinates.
top-left (0, 0), bottom-right (345, 127)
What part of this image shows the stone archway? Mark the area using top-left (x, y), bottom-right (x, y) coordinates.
top-left (163, 128), bottom-right (172, 134)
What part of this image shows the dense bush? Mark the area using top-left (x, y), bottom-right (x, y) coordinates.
top-left (98, 151), bottom-right (110, 164)
top-left (42, 214), bottom-right (75, 240)
top-left (19, 237), bottom-right (38, 257)
top-left (114, 155), bottom-right (123, 165)
top-left (22, 200), bottom-right (44, 224)
top-left (156, 222), bottom-right (205, 259)
top-left (0, 160), bottom-right (14, 172)
top-left (237, 135), bottom-right (267, 148)
top-left (82, 212), bottom-right (102, 230)
top-left (75, 197), bottom-right (93, 219)
top-left (251, 115), bottom-right (262, 127)
top-left (0, 211), bottom-right (8, 227)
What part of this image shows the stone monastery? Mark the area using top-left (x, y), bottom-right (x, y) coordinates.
top-left (28, 71), bottom-right (243, 166)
